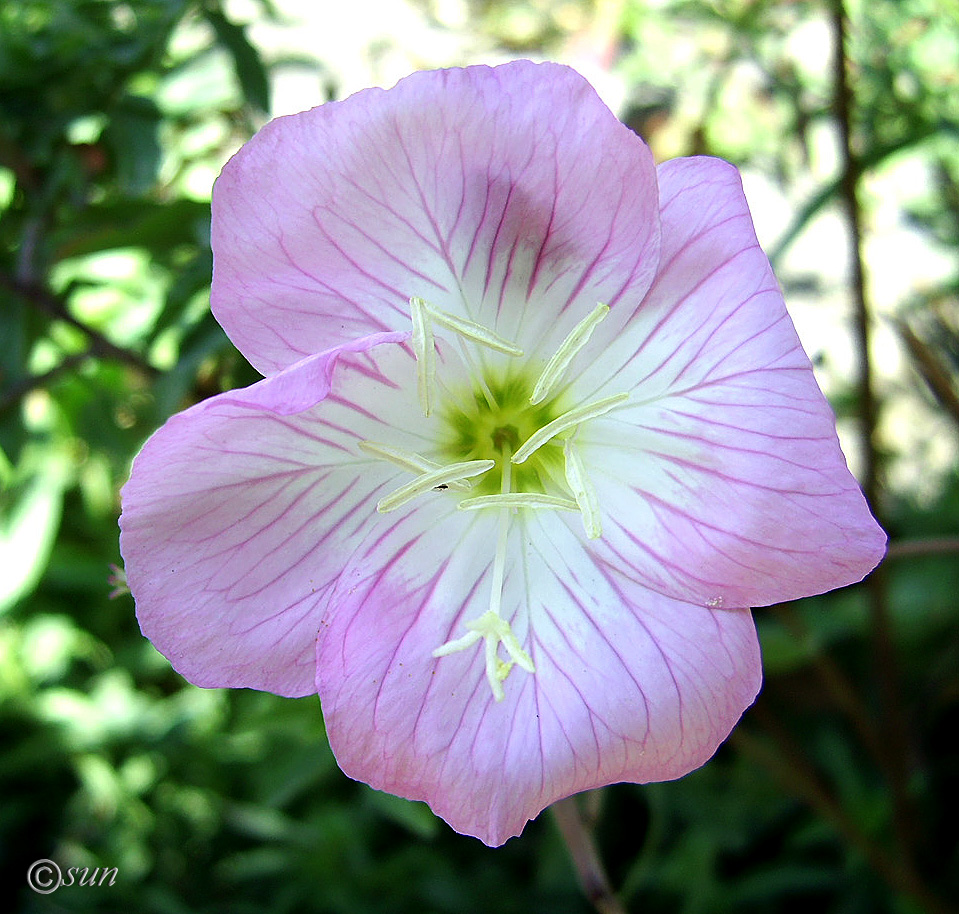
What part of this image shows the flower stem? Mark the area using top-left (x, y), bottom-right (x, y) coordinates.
top-left (551, 795), bottom-right (626, 914)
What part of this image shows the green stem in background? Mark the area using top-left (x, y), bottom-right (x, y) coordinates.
top-left (885, 537), bottom-right (959, 560)
top-left (829, 0), bottom-right (918, 865)
top-left (552, 795), bottom-right (626, 914)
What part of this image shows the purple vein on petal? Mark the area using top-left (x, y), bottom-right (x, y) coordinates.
top-left (524, 148), bottom-right (561, 302)
top-left (335, 170), bottom-right (448, 260)
top-left (392, 129), bottom-right (467, 294)
top-left (587, 560), bottom-right (689, 764)
top-left (599, 518), bottom-right (727, 596)
top-left (313, 202), bottom-right (449, 293)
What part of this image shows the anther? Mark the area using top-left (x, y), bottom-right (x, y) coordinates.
top-left (530, 303), bottom-right (609, 405)
top-left (410, 296), bottom-right (436, 417)
top-left (512, 392), bottom-right (629, 465)
top-left (377, 459), bottom-right (494, 513)
top-left (427, 305), bottom-right (524, 357)
top-left (563, 438), bottom-right (602, 538)
top-left (457, 493), bottom-right (580, 512)
top-left (358, 441), bottom-right (471, 491)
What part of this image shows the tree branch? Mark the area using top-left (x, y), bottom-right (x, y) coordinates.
top-left (0, 353), bottom-right (89, 415)
top-left (830, 0), bottom-right (917, 862)
top-left (0, 273), bottom-right (158, 379)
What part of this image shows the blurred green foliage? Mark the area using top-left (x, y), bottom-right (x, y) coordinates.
top-left (2, 1), bottom-right (958, 912)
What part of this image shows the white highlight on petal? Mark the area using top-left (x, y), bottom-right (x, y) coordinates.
top-left (358, 441), bottom-right (472, 491)
top-left (410, 296), bottom-right (436, 417)
top-left (512, 392), bottom-right (629, 465)
top-left (457, 493), bottom-right (580, 512)
top-left (530, 303), bottom-right (609, 405)
top-left (563, 438), bottom-right (602, 539)
top-left (432, 610), bottom-right (535, 703)
top-left (376, 459), bottom-right (495, 513)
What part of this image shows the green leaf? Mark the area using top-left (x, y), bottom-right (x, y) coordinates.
top-left (102, 94), bottom-right (163, 196)
top-left (204, 7), bottom-right (270, 113)
top-left (52, 198), bottom-right (210, 260)
top-left (364, 788), bottom-right (439, 840)
top-left (149, 245), bottom-right (213, 342)
top-left (0, 452), bottom-right (70, 613)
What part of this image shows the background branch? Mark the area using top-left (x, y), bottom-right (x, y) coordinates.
top-left (895, 318), bottom-right (959, 432)
top-left (0, 354), bottom-right (89, 415)
top-left (829, 0), bottom-right (917, 863)
top-left (0, 273), bottom-right (158, 380)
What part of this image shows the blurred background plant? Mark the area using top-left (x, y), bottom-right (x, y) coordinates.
top-left (1, 0), bottom-right (957, 912)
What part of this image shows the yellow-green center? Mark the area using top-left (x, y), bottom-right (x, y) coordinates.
top-left (438, 372), bottom-right (568, 498)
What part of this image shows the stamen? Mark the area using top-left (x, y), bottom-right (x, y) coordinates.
top-left (377, 459), bottom-right (494, 513)
top-left (410, 296), bottom-right (436, 417)
top-left (424, 303), bottom-right (524, 357)
top-left (563, 439), bottom-right (602, 538)
top-left (431, 627), bottom-right (482, 656)
top-left (455, 335), bottom-right (498, 412)
top-left (431, 444), bottom-right (536, 701)
top-left (512, 392), bottom-right (629, 465)
top-left (358, 441), bottom-right (471, 490)
top-left (457, 493), bottom-right (580, 512)
top-left (530, 303), bottom-right (610, 405)
top-left (432, 610), bottom-right (535, 703)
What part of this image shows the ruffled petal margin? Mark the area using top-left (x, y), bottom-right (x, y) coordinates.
top-left (317, 504), bottom-right (761, 846)
top-left (119, 332), bottom-right (444, 696)
top-left (575, 157), bottom-right (886, 609)
top-left (211, 60), bottom-right (660, 374)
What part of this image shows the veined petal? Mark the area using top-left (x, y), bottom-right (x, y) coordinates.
top-left (316, 506), bottom-right (760, 846)
top-left (573, 157), bottom-right (885, 607)
top-left (119, 333), bottom-right (446, 696)
top-left (211, 60), bottom-right (660, 374)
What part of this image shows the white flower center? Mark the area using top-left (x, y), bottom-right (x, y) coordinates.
top-left (361, 298), bottom-right (628, 701)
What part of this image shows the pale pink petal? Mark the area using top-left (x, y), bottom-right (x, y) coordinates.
top-left (316, 506), bottom-right (760, 846)
top-left (119, 332), bottom-right (447, 696)
top-left (211, 60), bottom-right (660, 374)
top-left (572, 157), bottom-right (885, 608)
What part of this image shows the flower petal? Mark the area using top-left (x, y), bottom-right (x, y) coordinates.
top-left (316, 506), bottom-right (760, 846)
top-left (119, 332), bottom-right (446, 696)
top-left (575, 157), bottom-right (885, 608)
top-left (211, 60), bottom-right (660, 374)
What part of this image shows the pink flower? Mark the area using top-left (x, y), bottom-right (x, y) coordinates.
top-left (119, 61), bottom-right (886, 846)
